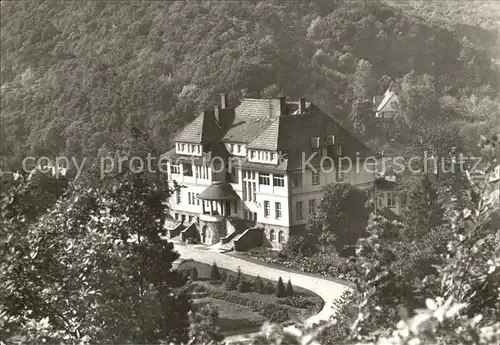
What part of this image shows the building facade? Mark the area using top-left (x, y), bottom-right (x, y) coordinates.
top-left (163, 94), bottom-right (377, 250)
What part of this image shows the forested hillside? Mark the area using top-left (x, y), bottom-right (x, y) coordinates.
top-left (1, 0), bottom-right (499, 172)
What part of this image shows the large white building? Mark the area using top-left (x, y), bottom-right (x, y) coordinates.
top-left (163, 94), bottom-right (378, 250)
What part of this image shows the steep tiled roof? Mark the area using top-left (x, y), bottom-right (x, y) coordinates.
top-left (169, 96), bottom-right (374, 173)
top-left (276, 105), bottom-right (375, 170)
top-left (174, 111), bottom-right (220, 144)
top-left (247, 118), bottom-right (280, 150)
top-left (222, 116), bottom-right (273, 143)
top-left (234, 98), bottom-right (272, 118)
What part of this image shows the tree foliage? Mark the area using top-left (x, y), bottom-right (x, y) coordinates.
top-left (308, 183), bottom-right (371, 255)
top-left (0, 172), bottom-right (191, 344)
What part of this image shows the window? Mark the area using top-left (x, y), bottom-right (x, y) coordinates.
top-left (183, 163), bottom-right (193, 176)
top-left (234, 200), bottom-right (238, 213)
top-left (251, 171), bottom-right (255, 179)
top-left (273, 174), bottom-right (285, 187)
top-left (308, 199), bottom-right (316, 214)
top-left (334, 145), bottom-right (342, 156)
top-left (247, 182), bottom-right (252, 201)
top-left (230, 167), bottom-right (239, 183)
top-left (192, 193), bottom-right (196, 205)
top-left (401, 192), bottom-right (408, 207)
top-left (270, 153), bottom-right (275, 161)
top-left (292, 172), bottom-right (302, 188)
top-left (196, 193), bottom-right (200, 206)
top-left (259, 173), bottom-right (271, 185)
top-left (174, 213), bottom-right (179, 220)
top-left (278, 231), bottom-right (285, 244)
top-left (171, 164), bottom-right (180, 174)
top-left (275, 202), bottom-right (282, 219)
top-left (229, 144), bottom-right (234, 153)
top-left (312, 171), bottom-right (320, 185)
top-left (237, 145), bottom-right (241, 153)
top-left (253, 212), bottom-right (257, 221)
top-left (388, 193), bottom-right (397, 208)
top-left (336, 168), bottom-right (344, 182)
top-left (326, 134), bottom-right (335, 145)
top-left (320, 148), bottom-right (328, 156)
top-left (270, 229), bottom-right (276, 242)
top-left (176, 190), bottom-right (181, 204)
top-left (181, 144), bottom-right (185, 152)
top-left (296, 201), bottom-right (303, 220)
top-left (191, 144), bottom-right (196, 153)
top-left (188, 192), bottom-right (191, 205)
top-left (188, 215), bottom-right (193, 223)
top-left (250, 151), bottom-right (255, 159)
top-left (264, 201), bottom-right (270, 218)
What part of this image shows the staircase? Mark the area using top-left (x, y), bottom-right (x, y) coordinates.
top-left (216, 218), bottom-right (253, 252)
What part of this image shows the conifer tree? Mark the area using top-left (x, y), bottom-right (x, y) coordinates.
top-left (210, 262), bottom-right (221, 281)
top-left (254, 276), bottom-right (264, 294)
top-left (285, 279), bottom-right (294, 297)
top-left (404, 174), bottom-right (445, 239)
top-left (276, 277), bottom-right (286, 298)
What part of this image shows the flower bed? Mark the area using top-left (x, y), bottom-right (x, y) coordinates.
top-left (238, 247), bottom-right (355, 282)
top-left (178, 260), bottom-right (324, 329)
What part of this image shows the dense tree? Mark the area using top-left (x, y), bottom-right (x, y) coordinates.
top-left (308, 183), bottom-right (371, 255)
top-left (188, 304), bottom-right (224, 345)
top-left (0, 172), bottom-right (191, 344)
top-left (403, 174), bottom-right (445, 239)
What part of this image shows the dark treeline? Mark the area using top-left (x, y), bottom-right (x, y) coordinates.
top-left (1, 0), bottom-right (499, 172)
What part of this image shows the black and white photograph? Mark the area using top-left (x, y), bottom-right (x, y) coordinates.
top-left (0, 1), bottom-right (499, 344)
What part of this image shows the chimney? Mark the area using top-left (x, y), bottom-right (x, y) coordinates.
top-left (298, 97), bottom-right (306, 114)
top-left (214, 106), bottom-right (220, 123)
top-left (220, 93), bottom-right (229, 109)
top-left (270, 96), bottom-right (286, 117)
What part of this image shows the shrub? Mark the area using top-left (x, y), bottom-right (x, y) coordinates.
top-left (281, 235), bottom-right (317, 257)
top-left (254, 276), bottom-right (264, 294)
top-left (224, 275), bottom-right (238, 291)
top-left (276, 277), bottom-right (286, 298)
top-left (220, 270), bottom-right (227, 282)
top-left (190, 267), bottom-right (198, 281)
top-left (261, 304), bottom-right (290, 323)
top-left (210, 262), bottom-right (221, 281)
top-left (264, 281), bottom-right (275, 294)
top-left (237, 279), bottom-right (251, 293)
top-left (285, 279), bottom-right (294, 297)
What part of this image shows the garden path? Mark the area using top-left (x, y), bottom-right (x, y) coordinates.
top-left (174, 243), bottom-right (352, 344)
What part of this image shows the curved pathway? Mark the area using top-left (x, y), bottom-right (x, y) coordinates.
top-left (174, 244), bottom-right (352, 343)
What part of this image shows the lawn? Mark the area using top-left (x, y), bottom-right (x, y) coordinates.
top-left (178, 260), bottom-right (324, 334)
top-left (193, 297), bottom-right (264, 333)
